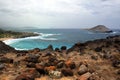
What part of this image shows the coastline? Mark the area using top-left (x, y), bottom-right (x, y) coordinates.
top-left (0, 35), bottom-right (120, 80)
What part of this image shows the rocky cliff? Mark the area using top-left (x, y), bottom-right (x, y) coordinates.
top-left (0, 41), bottom-right (15, 53)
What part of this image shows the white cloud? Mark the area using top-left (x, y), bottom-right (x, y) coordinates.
top-left (0, 0), bottom-right (120, 28)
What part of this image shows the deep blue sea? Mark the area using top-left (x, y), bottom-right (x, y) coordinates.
top-left (3, 29), bottom-right (120, 50)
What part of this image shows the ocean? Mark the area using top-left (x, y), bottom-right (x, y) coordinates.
top-left (3, 29), bottom-right (120, 50)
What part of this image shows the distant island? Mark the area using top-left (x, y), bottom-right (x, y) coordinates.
top-left (0, 28), bottom-right (39, 41)
top-left (87, 25), bottom-right (113, 33)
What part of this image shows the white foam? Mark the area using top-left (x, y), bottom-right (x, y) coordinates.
top-left (40, 37), bottom-right (58, 41)
top-left (3, 38), bottom-right (23, 45)
top-left (39, 33), bottom-right (61, 37)
top-left (3, 32), bottom-right (60, 45)
top-left (15, 48), bottom-right (28, 50)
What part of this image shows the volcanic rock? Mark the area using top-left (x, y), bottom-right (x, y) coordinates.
top-left (43, 45), bottom-right (53, 51)
top-left (112, 60), bottom-right (120, 68)
top-left (61, 69), bottom-right (73, 76)
top-left (57, 61), bottom-right (65, 68)
top-left (45, 66), bottom-right (56, 73)
top-left (0, 41), bottom-right (15, 53)
top-left (15, 68), bottom-right (40, 80)
top-left (117, 69), bottom-right (120, 75)
top-left (35, 64), bottom-right (46, 75)
top-left (69, 62), bottom-right (76, 69)
top-left (26, 62), bottom-right (36, 68)
top-left (77, 72), bottom-right (92, 80)
top-left (0, 57), bottom-right (13, 63)
top-left (78, 64), bottom-right (88, 75)
top-left (49, 70), bottom-right (62, 78)
top-left (0, 64), bottom-right (5, 70)
top-left (55, 48), bottom-right (60, 52)
top-left (61, 46), bottom-right (67, 51)
top-left (25, 54), bottom-right (39, 63)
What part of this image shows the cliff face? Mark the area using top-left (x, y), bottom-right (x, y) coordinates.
top-left (88, 25), bottom-right (112, 33)
top-left (0, 41), bottom-right (15, 53)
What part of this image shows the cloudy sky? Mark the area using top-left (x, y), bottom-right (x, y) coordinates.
top-left (0, 0), bottom-right (120, 29)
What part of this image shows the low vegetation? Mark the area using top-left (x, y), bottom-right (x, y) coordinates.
top-left (0, 28), bottom-right (39, 38)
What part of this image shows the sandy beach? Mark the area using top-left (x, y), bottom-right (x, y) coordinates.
top-left (0, 38), bottom-right (13, 41)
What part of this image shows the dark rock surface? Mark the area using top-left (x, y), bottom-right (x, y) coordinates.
top-left (61, 69), bottom-right (73, 76)
top-left (0, 64), bottom-right (5, 70)
top-left (15, 68), bottom-right (40, 80)
top-left (0, 41), bottom-right (15, 53)
top-left (61, 46), bottom-right (67, 51)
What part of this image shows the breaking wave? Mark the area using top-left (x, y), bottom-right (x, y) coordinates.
top-left (3, 33), bottom-right (61, 45)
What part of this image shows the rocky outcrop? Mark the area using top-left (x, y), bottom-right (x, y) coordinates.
top-left (0, 41), bottom-right (15, 53)
top-left (88, 25), bottom-right (113, 33)
top-left (42, 45), bottom-right (53, 51)
top-left (61, 46), bottom-right (67, 51)
top-left (67, 35), bottom-right (120, 54)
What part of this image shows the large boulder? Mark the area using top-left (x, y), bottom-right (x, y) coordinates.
top-left (61, 46), bottom-right (67, 51)
top-left (0, 63), bottom-right (5, 70)
top-left (57, 61), bottom-right (65, 68)
top-left (0, 57), bottom-right (13, 63)
top-left (0, 41), bottom-right (15, 53)
top-left (45, 66), bottom-right (56, 72)
top-left (61, 68), bottom-right (73, 76)
top-left (35, 64), bottom-right (46, 75)
top-left (43, 45), bottom-right (53, 51)
top-left (49, 70), bottom-right (62, 78)
top-left (112, 60), bottom-right (120, 68)
top-left (77, 72), bottom-right (92, 80)
top-left (25, 54), bottom-right (39, 63)
top-left (55, 48), bottom-right (60, 52)
top-left (65, 60), bottom-right (76, 69)
top-left (78, 64), bottom-right (88, 75)
top-left (26, 62), bottom-right (36, 68)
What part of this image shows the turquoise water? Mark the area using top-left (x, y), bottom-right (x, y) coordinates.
top-left (3, 29), bottom-right (120, 50)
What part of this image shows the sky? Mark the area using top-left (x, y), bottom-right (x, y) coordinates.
top-left (0, 0), bottom-right (120, 29)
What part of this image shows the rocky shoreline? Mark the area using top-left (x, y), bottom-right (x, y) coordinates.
top-left (0, 35), bottom-right (120, 80)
